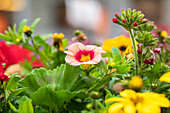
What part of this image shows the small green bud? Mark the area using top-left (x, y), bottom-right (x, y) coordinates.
top-left (90, 91), bottom-right (100, 99)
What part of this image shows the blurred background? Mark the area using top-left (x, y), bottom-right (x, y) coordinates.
top-left (0, 0), bottom-right (170, 43)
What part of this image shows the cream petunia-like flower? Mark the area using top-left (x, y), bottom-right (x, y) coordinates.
top-left (64, 43), bottom-right (106, 69)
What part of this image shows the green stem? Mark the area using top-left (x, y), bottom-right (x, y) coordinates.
top-left (129, 29), bottom-right (139, 75)
top-left (94, 99), bottom-right (98, 113)
top-left (30, 36), bottom-right (51, 69)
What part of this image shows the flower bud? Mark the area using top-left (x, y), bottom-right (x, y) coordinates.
top-left (137, 49), bottom-right (142, 55)
top-left (90, 91), bottom-right (100, 99)
top-left (154, 47), bottom-right (161, 54)
top-left (115, 12), bottom-right (119, 17)
top-left (144, 59), bottom-right (149, 64)
top-left (23, 25), bottom-right (32, 37)
top-left (130, 76), bottom-right (143, 91)
top-left (148, 58), bottom-right (155, 65)
top-left (133, 22), bottom-right (138, 26)
top-left (122, 19), bottom-right (126, 23)
top-left (160, 31), bottom-right (168, 37)
top-left (112, 18), bottom-right (118, 23)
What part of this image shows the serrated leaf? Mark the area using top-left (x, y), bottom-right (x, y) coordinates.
top-left (19, 96), bottom-right (34, 113)
top-left (30, 87), bottom-right (79, 108)
top-left (20, 64), bottom-right (87, 95)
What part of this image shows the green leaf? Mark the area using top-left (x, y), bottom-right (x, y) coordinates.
top-left (30, 18), bottom-right (41, 32)
top-left (105, 89), bottom-right (113, 100)
top-left (5, 74), bottom-right (21, 90)
top-left (112, 47), bottom-right (121, 64)
top-left (19, 96), bottom-right (34, 113)
top-left (20, 64), bottom-right (87, 95)
top-left (116, 64), bottom-right (131, 74)
top-left (95, 60), bottom-right (108, 74)
top-left (7, 87), bottom-right (28, 101)
top-left (18, 19), bottom-right (27, 36)
top-left (40, 33), bottom-right (52, 40)
top-left (0, 34), bottom-right (12, 41)
top-left (30, 87), bottom-right (80, 108)
top-left (34, 35), bottom-right (49, 47)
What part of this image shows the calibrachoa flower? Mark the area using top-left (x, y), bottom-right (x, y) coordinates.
top-left (102, 35), bottom-right (138, 56)
top-left (105, 89), bottom-right (170, 113)
top-left (64, 43), bottom-right (106, 70)
top-left (160, 72), bottom-right (170, 83)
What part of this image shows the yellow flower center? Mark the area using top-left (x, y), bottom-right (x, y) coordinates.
top-left (80, 54), bottom-right (91, 62)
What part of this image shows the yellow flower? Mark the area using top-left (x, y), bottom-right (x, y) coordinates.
top-left (160, 31), bottom-right (168, 37)
top-left (102, 35), bottom-right (137, 56)
top-left (23, 25), bottom-right (31, 33)
top-left (52, 33), bottom-right (64, 42)
top-left (130, 76), bottom-right (143, 90)
top-left (105, 89), bottom-right (170, 113)
top-left (160, 72), bottom-right (170, 82)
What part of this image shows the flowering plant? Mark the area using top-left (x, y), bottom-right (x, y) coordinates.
top-left (0, 9), bottom-right (169, 113)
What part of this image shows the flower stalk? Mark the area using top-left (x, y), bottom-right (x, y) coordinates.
top-left (129, 29), bottom-right (139, 75)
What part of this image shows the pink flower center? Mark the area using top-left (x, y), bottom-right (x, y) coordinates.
top-left (75, 50), bottom-right (94, 62)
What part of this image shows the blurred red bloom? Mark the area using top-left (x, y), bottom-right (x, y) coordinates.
top-left (0, 41), bottom-right (43, 69)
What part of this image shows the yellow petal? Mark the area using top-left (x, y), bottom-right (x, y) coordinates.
top-left (108, 103), bottom-right (124, 113)
top-left (124, 102), bottom-right (136, 113)
top-left (137, 103), bottom-right (160, 113)
top-left (120, 90), bottom-right (137, 101)
top-left (105, 97), bottom-right (126, 103)
top-left (160, 72), bottom-right (170, 82)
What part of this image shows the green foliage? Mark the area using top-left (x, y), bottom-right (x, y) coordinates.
top-left (111, 47), bottom-right (121, 65)
top-left (134, 31), bottom-right (158, 47)
top-left (19, 96), bottom-right (34, 113)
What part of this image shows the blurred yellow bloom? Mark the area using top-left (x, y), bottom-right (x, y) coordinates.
top-left (160, 31), bottom-right (168, 37)
top-left (23, 25), bottom-right (31, 33)
top-left (52, 33), bottom-right (64, 42)
top-left (160, 72), bottom-right (170, 82)
top-left (102, 35), bottom-right (137, 56)
top-left (130, 76), bottom-right (143, 90)
top-left (105, 89), bottom-right (170, 113)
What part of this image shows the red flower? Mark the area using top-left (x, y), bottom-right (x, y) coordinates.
top-left (0, 64), bottom-right (9, 82)
top-left (0, 74), bottom-right (9, 82)
top-left (0, 41), bottom-right (43, 69)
